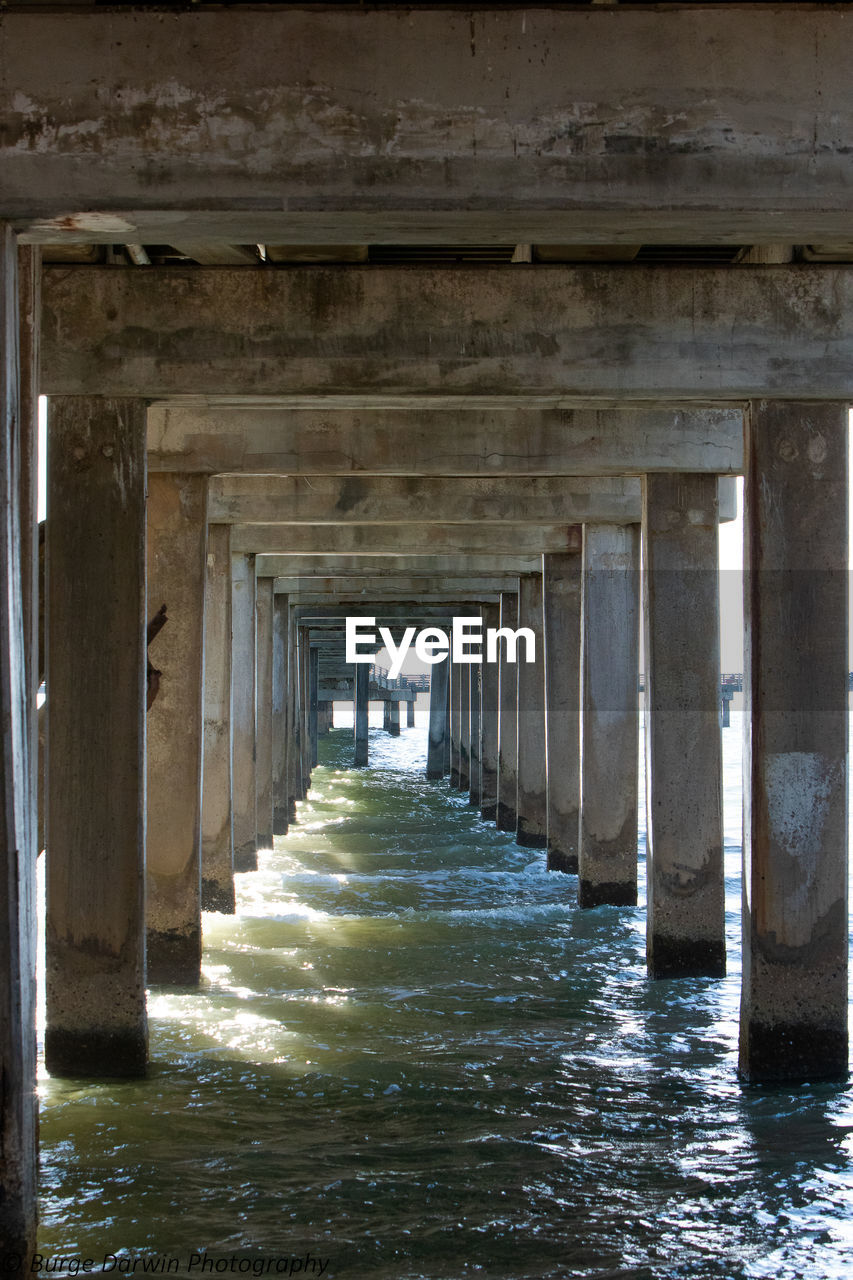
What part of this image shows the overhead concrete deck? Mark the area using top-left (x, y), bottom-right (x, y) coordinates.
top-left (6, 8), bottom-right (853, 244)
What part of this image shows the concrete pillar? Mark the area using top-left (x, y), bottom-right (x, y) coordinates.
top-left (480, 603), bottom-right (500, 822)
top-left (459, 661), bottom-right (471, 791)
top-left (443, 669), bottom-right (451, 775)
top-left (354, 662), bottom-right (369, 766)
top-left (427, 658), bottom-right (450, 779)
top-left (740, 401), bottom-right (848, 1083)
top-left (255, 576), bottom-right (274, 849)
top-left (201, 524), bottom-right (235, 913)
top-left (496, 591), bottom-right (519, 831)
top-left (382, 698), bottom-right (390, 732)
top-left (309, 645), bottom-right (319, 765)
top-left (19, 247), bottom-right (39, 854)
top-left (1, 226), bottom-right (38, 1259)
top-left (388, 697), bottom-right (401, 736)
top-left (449, 659), bottom-right (462, 786)
top-left (272, 593), bottom-right (289, 835)
top-left (579, 524), bottom-right (640, 907)
top-left (286, 605), bottom-right (302, 812)
top-left (469, 664), bottom-right (482, 807)
top-left (318, 701), bottom-right (332, 735)
top-left (299, 630), bottom-right (311, 793)
top-left (46, 395), bottom-right (147, 1072)
top-left (406, 698), bottom-right (416, 728)
top-left (543, 552), bottom-right (582, 872)
top-left (643, 474), bottom-right (724, 978)
top-left (516, 573), bottom-right (547, 847)
top-left (231, 552), bottom-right (257, 871)
top-left (146, 473), bottom-right (208, 984)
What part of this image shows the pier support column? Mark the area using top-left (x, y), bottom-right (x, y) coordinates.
top-left (443, 669), bottom-right (451, 776)
top-left (579, 524), bottom-right (640, 907)
top-left (469, 664), bottom-right (482, 807)
top-left (272, 594), bottom-right (289, 835)
top-left (309, 645), bottom-right (319, 764)
top-left (19, 247), bottom-right (39, 862)
top-left (382, 699), bottom-right (390, 732)
top-left (516, 574), bottom-right (547, 847)
top-left (2, 227), bottom-right (38, 1257)
top-left (354, 663), bottom-right (369, 766)
top-left (496, 591), bottom-right (519, 831)
top-left (255, 576), bottom-right (274, 850)
top-left (543, 552), bottom-right (582, 872)
top-left (449, 659), bottom-right (462, 786)
top-left (300, 629), bottom-right (311, 788)
top-left (231, 552), bottom-right (257, 872)
top-left (459, 662), bottom-right (471, 791)
top-left (146, 473), bottom-right (208, 984)
top-left (46, 395), bottom-right (147, 1072)
top-left (388, 698), bottom-right (401, 736)
top-left (201, 524), bottom-right (234, 913)
top-left (740, 401), bottom-right (848, 1083)
top-left (406, 698), bottom-right (416, 728)
top-left (427, 660), bottom-right (450, 779)
top-left (480, 604), bottom-right (500, 822)
top-left (286, 606), bottom-right (301, 813)
top-left (644, 474), bottom-right (724, 978)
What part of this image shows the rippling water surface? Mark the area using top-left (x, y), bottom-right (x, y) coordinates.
top-left (37, 710), bottom-right (853, 1279)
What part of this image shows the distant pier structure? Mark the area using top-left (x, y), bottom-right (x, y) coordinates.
top-left (2, 4), bottom-right (852, 1265)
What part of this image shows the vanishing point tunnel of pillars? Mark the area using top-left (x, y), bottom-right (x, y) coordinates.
top-left (37, 400), bottom-right (849, 1099)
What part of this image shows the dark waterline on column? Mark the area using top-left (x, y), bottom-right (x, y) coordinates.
top-left (36, 711), bottom-right (853, 1279)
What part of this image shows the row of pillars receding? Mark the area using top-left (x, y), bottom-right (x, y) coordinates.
top-left (1, 386), bottom-right (849, 1259)
top-left (31, 401), bottom-right (853, 1097)
top-left (423, 448), bottom-right (849, 1092)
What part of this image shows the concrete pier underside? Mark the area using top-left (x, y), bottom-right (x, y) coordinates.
top-left (3, 4), bottom-right (853, 1256)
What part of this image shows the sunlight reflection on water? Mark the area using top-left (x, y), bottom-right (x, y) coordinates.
top-left (36, 710), bottom-right (853, 1280)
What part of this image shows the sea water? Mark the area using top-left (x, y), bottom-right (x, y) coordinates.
top-left (35, 710), bottom-right (853, 1279)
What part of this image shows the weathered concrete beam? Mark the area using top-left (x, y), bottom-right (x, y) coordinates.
top-left (295, 594), bottom-right (501, 608)
top-left (42, 265), bottom-right (853, 400)
top-left (213, 476), bottom-right (644, 526)
top-left (264, 556), bottom-right (540, 578)
top-left (214, 474), bottom-right (739, 524)
top-left (273, 577), bottom-right (515, 598)
top-left (233, 524), bottom-right (581, 557)
top-left (297, 605), bottom-right (489, 623)
top-left (150, 405), bottom-right (743, 476)
top-left (7, 9), bottom-right (853, 242)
